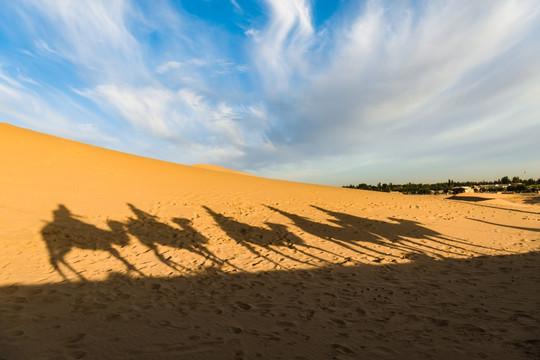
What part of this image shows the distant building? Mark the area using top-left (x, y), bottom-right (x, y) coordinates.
top-left (477, 184), bottom-right (507, 193)
top-left (452, 186), bottom-right (473, 194)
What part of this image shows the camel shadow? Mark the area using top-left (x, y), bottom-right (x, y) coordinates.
top-left (267, 205), bottom-right (493, 260)
top-left (267, 205), bottom-right (396, 260)
top-left (41, 204), bottom-right (142, 280)
top-left (314, 205), bottom-right (490, 256)
top-left (522, 195), bottom-right (540, 205)
top-left (126, 204), bottom-right (232, 272)
top-left (203, 206), bottom-right (336, 267)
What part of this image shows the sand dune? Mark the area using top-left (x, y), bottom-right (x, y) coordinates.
top-left (191, 163), bottom-right (257, 177)
top-left (1, 123), bottom-right (539, 359)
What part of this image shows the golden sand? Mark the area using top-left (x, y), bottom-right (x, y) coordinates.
top-left (1, 123), bottom-right (538, 359)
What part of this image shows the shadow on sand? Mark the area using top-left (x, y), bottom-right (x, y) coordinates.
top-left (523, 195), bottom-right (540, 205)
top-left (19, 203), bottom-right (537, 358)
top-left (41, 204), bottom-right (143, 280)
top-left (467, 217), bottom-right (540, 233)
top-left (1, 251), bottom-right (538, 359)
top-left (266, 205), bottom-right (496, 260)
top-left (448, 195), bottom-right (493, 202)
top-left (40, 203), bottom-right (508, 281)
top-left (447, 196), bottom-right (540, 215)
top-left (126, 203), bottom-right (232, 272)
top-left (41, 204), bottom-right (235, 280)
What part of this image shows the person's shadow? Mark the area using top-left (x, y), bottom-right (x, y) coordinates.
top-left (41, 204), bottom-right (142, 280)
top-left (126, 204), bottom-right (231, 272)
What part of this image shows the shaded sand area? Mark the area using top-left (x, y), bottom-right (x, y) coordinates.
top-left (1, 123), bottom-right (539, 359)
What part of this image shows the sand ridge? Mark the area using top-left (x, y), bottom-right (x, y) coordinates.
top-left (191, 163), bottom-right (257, 177)
top-left (1, 123), bottom-right (539, 359)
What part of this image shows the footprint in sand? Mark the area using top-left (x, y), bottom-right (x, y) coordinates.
top-left (62, 333), bottom-right (86, 344)
top-left (1, 286), bottom-right (19, 294)
top-left (298, 309), bottom-right (315, 320)
top-left (19, 288), bottom-right (42, 296)
top-left (5, 303), bottom-right (24, 311)
top-left (9, 330), bottom-right (25, 337)
top-left (331, 343), bottom-right (355, 355)
top-left (276, 320), bottom-right (297, 329)
top-left (331, 318), bottom-right (347, 328)
top-left (235, 301), bottom-right (252, 311)
top-left (72, 351), bottom-right (87, 359)
top-left (229, 326), bottom-right (243, 334)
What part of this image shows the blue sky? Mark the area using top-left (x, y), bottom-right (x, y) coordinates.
top-left (1, 0), bottom-right (539, 186)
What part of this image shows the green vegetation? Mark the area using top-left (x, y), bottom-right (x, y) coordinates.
top-left (343, 176), bottom-right (540, 195)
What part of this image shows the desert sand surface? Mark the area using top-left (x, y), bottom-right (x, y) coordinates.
top-left (190, 164), bottom-right (257, 177)
top-left (1, 122), bottom-right (539, 359)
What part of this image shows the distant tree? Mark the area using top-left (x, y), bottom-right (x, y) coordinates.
top-left (508, 184), bottom-right (527, 193)
top-left (358, 183), bottom-right (370, 190)
top-left (343, 174), bottom-right (539, 194)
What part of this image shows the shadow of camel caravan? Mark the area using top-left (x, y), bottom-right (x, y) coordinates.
top-left (203, 205), bottom-right (336, 267)
top-left (41, 204), bottom-right (143, 280)
top-left (125, 203), bottom-right (234, 272)
top-left (267, 205), bottom-right (494, 261)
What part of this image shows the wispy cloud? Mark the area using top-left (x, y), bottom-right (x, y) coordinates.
top-left (250, 0), bottom-right (314, 92)
top-left (81, 83), bottom-right (271, 165)
top-left (0, 66), bottom-right (115, 144)
top-left (156, 61), bottom-right (182, 74)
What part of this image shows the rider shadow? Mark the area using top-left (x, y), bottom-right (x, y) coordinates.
top-left (267, 205), bottom-right (492, 260)
top-left (311, 205), bottom-right (492, 257)
top-left (125, 204), bottom-right (230, 272)
top-left (41, 204), bottom-right (142, 281)
top-left (266, 205), bottom-right (389, 259)
top-left (203, 206), bottom-right (334, 267)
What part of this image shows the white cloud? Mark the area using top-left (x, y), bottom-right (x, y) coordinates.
top-left (25, 0), bottom-right (146, 82)
top-left (252, 0), bottom-right (314, 91)
top-left (156, 61), bottom-right (182, 74)
top-left (0, 65), bottom-right (23, 88)
top-left (16, 69), bottom-right (40, 87)
top-left (34, 39), bottom-right (60, 56)
top-left (212, 61), bottom-right (248, 76)
top-left (230, 0), bottom-right (242, 14)
top-left (187, 58), bottom-right (208, 67)
top-left (84, 84), bottom-right (269, 157)
top-left (0, 68), bottom-right (115, 144)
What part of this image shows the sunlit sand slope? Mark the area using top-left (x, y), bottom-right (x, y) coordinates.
top-left (1, 123), bottom-right (539, 359)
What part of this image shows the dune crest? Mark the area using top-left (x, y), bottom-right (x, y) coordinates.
top-left (191, 163), bottom-right (257, 177)
top-left (1, 123), bottom-right (539, 359)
